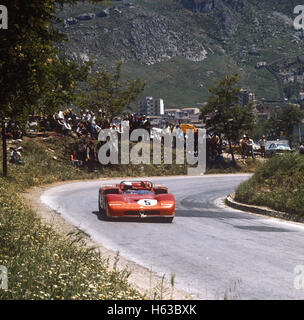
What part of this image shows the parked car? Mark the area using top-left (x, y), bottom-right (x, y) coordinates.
top-left (253, 142), bottom-right (262, 156)
top-left (265, 143), bottom-right (292, 157)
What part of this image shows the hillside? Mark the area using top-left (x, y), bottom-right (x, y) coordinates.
top-left (235, 153), bottom-right (304, 218)
top-left (54, 0), bottom-right (304, 108)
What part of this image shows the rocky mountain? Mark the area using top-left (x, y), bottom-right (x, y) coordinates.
top-left (55, 0), bottom-right (304, 108)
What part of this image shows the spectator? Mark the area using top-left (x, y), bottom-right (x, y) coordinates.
top-left (242, 135), bottom-right (254, 159)
top-left (246, 135), bottom-right (255, 159)
top-left (240, 134), bottom-right (246, 159)
top-left (60, 118), bottom-right (72, 135)
top-left (76, 139), bottom-right (87, 164)
top-left (86, 141), bottom-right (97, 171)
top-left (9, 147), bottom-right (23, 165)
top-left (70, 151), bottom-right (77, 166)
top-left (258, 135), bottom-right (267, 158)
top-left (70, 151), bottom-right (83, 167)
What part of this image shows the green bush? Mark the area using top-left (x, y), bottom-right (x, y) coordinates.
top-left (235, 154), bottom-right (304, 216)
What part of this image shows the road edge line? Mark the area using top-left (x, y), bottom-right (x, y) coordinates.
top-left (225, 194), bottom-right (304, 224)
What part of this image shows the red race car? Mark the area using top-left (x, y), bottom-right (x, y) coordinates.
top-left (98, 181), bottom-right (175, 222)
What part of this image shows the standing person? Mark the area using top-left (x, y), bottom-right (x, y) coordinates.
top-left (164, 122), bottom-right (171, 134)
top-left (246, 135), bottom-right (255, 159)
top-left (86, 141), bottom-right (97, 171)
top-left (259, 135), bottom-right (267, 158)
top-left (240, 134), bottom-right (248, 159)
top-left (84, 110), bottom-right (92, 123)
top-left (77, 139), bottom-right (87, 164)
top-left (144, 116), bottom-right (151, 133)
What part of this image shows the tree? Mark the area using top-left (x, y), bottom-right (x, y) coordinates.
top-left (267, 104), bottom-right (304, 145)
top-left (201, 74), bottom-right (255, 164)
top-left (284, 83), bottom-right (301, 101)
top-left (42, 57), bottom-right (92, 112)
top-left (250, 118), bottom-right (268, 141)
top-left (84, 61), bottom-right (146, 120)
top-left (0, 0), bottom-right (102, 177)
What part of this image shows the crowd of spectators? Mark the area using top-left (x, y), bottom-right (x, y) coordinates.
top-left (51, 109), bottom-right (159, 139)
top-left (59, 110), bottom-right (201, 171)
top-left (25, 110), bottom-right (224, 169)
top-left (2, 107), bottom-right (281, 171)
top-left (206, 133), bottom-right (269, 167)
top-left (49, 109), bottom-right (167, 171)
top-left (52, 108), bottom-right (106, 139)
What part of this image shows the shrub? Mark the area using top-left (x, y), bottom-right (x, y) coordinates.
top-left (235, 154), bottom-right (304, 216)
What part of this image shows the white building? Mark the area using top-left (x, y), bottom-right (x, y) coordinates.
top-left (164, 109), bottom-right (184, 120)
top-left (163, 107), bottom-right (201, 122)
top-left (137, 97), bottom-right (165, 116)
top-left (182, 108), bottom-right (201, 121)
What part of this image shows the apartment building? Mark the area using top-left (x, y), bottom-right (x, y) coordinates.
top-left (137, 97), bottom-right (165, 116)
top-left (239, 89), bottom-right (256, 107)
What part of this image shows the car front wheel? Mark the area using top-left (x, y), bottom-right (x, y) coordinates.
top-left (98, 195), bottom-right (107, 218)
top-left (162, 217), bottom-right (174, 223)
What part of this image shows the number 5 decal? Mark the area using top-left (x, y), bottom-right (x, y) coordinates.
top-left (137, 199), bottom-right (157, 206)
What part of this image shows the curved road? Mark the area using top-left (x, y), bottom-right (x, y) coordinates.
top-left (41, 175), bottom-right (304, 300)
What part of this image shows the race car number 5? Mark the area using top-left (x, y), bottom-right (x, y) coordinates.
top-left (137, 199), bottom-right (157, 206)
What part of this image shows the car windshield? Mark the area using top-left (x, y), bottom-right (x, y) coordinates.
top-left (123, 190), bottom-right (153, 195)
top-left (277, 144), bottom-right (289, 148)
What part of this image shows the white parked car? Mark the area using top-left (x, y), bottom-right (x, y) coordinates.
top-left (253, 142), bottom-right (262, 155)
top-left (265, 143), bottom-right (292, 157)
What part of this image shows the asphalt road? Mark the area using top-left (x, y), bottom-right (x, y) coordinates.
top-left (41, 175), bottom-right (304, 300)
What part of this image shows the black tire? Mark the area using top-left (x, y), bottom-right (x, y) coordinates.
top-left (163, 217), bottom-right (174, 223)
top-left (98, 195), bottom-right (106, 218)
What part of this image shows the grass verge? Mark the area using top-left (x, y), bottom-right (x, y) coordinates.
top-left (0, 136), bottom-right (145, 300)
top-left (235, 153), bottom-right (304, 217)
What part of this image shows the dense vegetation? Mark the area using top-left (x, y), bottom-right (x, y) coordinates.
top-left (235, 153), bottom-right (304, 217)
